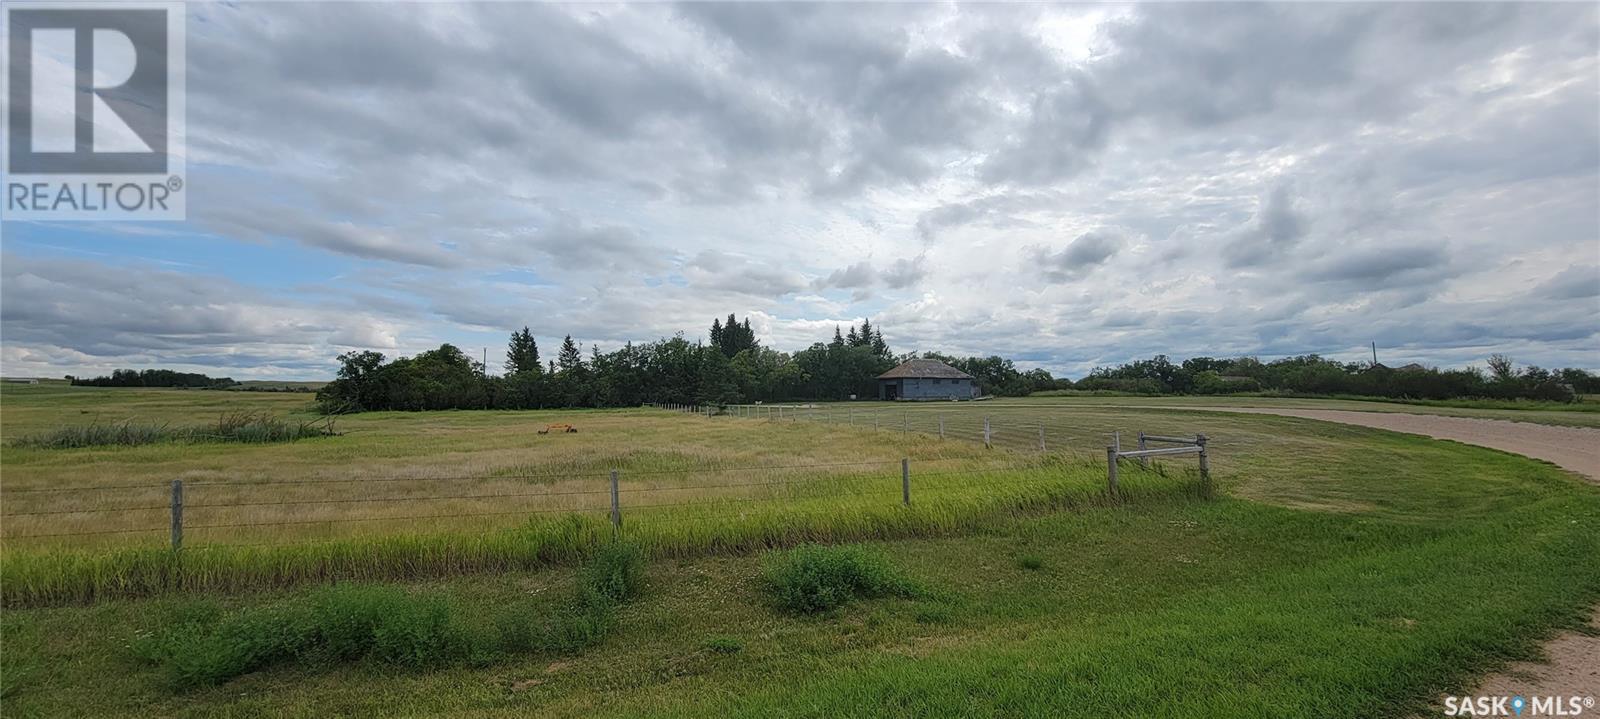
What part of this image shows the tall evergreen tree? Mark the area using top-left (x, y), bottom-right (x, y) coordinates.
top-left (709, 318), bottom-right (723, 350)
top-left (557, 335), bottom-right (583, 373)
top-left (856, 318), bottom-right (873, 348)
top-left (504, 327), bottom-right (540, 376)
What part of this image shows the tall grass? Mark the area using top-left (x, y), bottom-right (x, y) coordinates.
top-left (9, 412), bottom-right (338, 449)
top-left (0, 465), bottom-right (1199, 607)
top-left (131, 541), bottom-right (646, 690)
top-left (761, 544), bottom-right (925, 613)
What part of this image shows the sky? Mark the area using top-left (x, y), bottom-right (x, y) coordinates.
top-left (2, 1), bottom-right (1598, 380)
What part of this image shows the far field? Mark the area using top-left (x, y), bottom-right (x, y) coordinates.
top-left (1, 384), bottom-right (1597, 717)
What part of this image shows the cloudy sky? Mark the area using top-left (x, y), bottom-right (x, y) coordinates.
top-left (3, 2), bottom-right (1598, 380)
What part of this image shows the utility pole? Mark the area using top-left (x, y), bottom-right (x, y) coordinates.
top-left (1371, 342), bottom-right (1378, 367)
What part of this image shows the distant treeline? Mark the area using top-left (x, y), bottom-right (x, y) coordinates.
top-left (67, 369), bottom-right (238, 389)
top-left (315, 315), bottom-right (1067, 413)
top-left (1074, 354), bottom-right (1597, 402)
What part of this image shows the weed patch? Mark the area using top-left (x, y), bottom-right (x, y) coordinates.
top-left (760, 544), bottom-right (926, 614)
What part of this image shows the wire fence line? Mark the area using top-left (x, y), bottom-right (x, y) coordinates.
top-left (0, 456), bottom-right (1070, 549)
top-left (669, 402), bottom-right (1215, 496)
top-left (683, 402), bottom-right (1114, 455)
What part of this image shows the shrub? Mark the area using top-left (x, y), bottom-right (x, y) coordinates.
top-left (1016, 554), bottom-right (1045, 571)
top-left (579, 541), bottom-right (646, 608)
top-left (760, 544), bottom-right (924, 614)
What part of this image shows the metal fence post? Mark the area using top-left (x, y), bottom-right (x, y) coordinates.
top-left (983, 417), bottom-right (991, 448)
top-left (170, 479), bottom-right (183, 552)
top-left (1137, 432), bottom-right (1149, 469)
top-left (609, 469), bottom-right (622, 533)
top-left (902, 458), bottom-right (911, 506)
top-left (874, 414), bottom-right (879, 431)
top-left (1106, 446), bottom-right (1119, 496)
top-left (1196, 434), bottom-right (1211, 496)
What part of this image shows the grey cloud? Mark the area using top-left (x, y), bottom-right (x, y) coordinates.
top-left (1304, 244), bottom-right (1449, 285)
top-left (914, 192), bottom-right (1052, 243)
top-left (813, 257), bottom-right (931, 296)
top-left (1222, 185), bottom-right (1306, 269)
top-left (818, 262), bottom-right (877, 291)
top-left (1032, 231), bottom-right (1124, 281)
top-left (978, 77), bottom-right (1112, 186)
top-left (881, 256), bottom-right (928, 290)
top-left (0, 255), bottom-right (405, 372)
top-left (1535, 265), bottom-right (1600, 300)
top-left (683, 251), bottom-right (810, 297)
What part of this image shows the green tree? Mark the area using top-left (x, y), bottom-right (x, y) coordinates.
top-left (504, 327), bottom-right (541, 377)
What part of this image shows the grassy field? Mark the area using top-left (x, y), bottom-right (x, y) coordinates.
top-left (2, 384), bottom-right (1598, 716)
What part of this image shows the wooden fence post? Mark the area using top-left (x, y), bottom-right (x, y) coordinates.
top-left (609, 469), bottom-right (622, 533)
top-left (1106, 446), bottom-right (1119, 496)
top-left (170, 479), bottom-right (183, 552)
top-left (1038, 425), bottom-right (1045, 452)
top-left (902, 458), bottom-right (911, 506)
top-left (938, 415), bottom-right (945, 440)
top-left (983, 417), bottom-right (991, 448)
top-left (1196, 434), bottom-right (1211, 496)
top-left (1137, 431), bottom-right (1149, 469)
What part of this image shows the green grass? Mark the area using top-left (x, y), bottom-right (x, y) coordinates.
top-left (128, 542), bottom-right (645, 690)
top-left (3, 383), bottom-right (1599, 716)
top-left (3, 480), bottom-right (1595, 717)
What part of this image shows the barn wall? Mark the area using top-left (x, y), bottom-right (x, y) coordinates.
top-left (881, 378), bottom-right (975, 400)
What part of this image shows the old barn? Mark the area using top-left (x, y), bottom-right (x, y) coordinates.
top-left (876, 359), bottom-right (979, 401)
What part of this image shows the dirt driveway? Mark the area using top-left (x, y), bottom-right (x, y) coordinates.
top-left (1175, 407), bottom-right (1600, 484)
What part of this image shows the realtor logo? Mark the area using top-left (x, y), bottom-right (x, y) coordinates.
top-left (3, 2), bottom-right (186, 220)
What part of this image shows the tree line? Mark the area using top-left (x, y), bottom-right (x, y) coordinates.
top-left (313, 315), bottom-right (1067, 413)
top-left (1073, 353), bottom-right (1597, 402)
top-left (67, 369), bottom-right (238, 389)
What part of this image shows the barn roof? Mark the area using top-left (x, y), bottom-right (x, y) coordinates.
top-left (877, 359), bottom-right (973, 380)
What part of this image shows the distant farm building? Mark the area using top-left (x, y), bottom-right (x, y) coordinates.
top-left (876, 359), bottom-right (978, 401)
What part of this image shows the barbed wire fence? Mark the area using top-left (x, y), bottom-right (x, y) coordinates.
top-left (661, 402), bottom-right (1213, 493)
top-left (675, 402), bottom-right (1103, 455)
top-left (2, 404), bottom-right (1213, 552)
top-left (0, 456), bottom-right (1083, 551)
